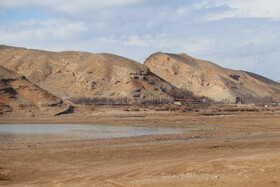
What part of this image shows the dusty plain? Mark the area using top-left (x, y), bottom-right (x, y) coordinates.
top-left (0, 108), bottom-right (280, 186)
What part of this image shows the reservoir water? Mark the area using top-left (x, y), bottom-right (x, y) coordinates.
top-left (0, 124), bottom-right (183, 144)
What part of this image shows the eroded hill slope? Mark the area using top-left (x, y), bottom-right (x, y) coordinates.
top-left (144, 52), bottom-right (280, 102)
top-left (0, 65), bottom-right (72, 116)
top-left (0, 46), bottom-right (178, 101)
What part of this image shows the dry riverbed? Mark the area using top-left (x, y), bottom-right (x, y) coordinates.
top-left (0, 110), bottom-right (280, 186)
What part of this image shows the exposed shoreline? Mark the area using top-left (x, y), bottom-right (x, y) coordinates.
top-left (1, 111), bottom-right (280, 186)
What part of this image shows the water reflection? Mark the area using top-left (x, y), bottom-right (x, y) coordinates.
top-left (0, 124), bottom-right (182, 144)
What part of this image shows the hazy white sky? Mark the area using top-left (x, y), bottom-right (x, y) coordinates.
top-left (0, 0), bottom-right (279, 81)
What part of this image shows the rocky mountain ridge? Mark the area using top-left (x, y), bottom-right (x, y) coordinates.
top-left (0, 45), bottom-right (279, 106)
top-left (144, 52), bottom-right (280, 102)
top-left (0, 46), bottom-right (179, 102)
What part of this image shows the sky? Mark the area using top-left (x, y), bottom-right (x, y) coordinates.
top-left (0, 0), bottom-right (280, 82)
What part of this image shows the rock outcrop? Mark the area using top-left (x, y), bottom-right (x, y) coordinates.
top-left (0, 46), bottom-right (178, 101)
top-left (0, 65), bottom-right (73, 116)
top-left (144, 52), bottom-right (280, 102)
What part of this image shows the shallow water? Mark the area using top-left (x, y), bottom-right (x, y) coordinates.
top-left (0, 124), bottom-right (183, 144)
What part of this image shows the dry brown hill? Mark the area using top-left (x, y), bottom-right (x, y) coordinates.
top-left (144, 52), bottom-right (280, 103)
top-left (0, 45), bottom-right (179, 102)
top-left (0, 65), bottom-right (73, 116)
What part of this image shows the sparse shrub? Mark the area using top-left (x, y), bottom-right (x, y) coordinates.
top-left (187, 107), bottom-right (193, 111)
top-left (264, 107), bottom-right (271, 111)
top-left (149, 106), bottom-right (155, 110)
top-left (221, 107), bottom-right (228, 112)
top-left (70, 96), bottom-right (132, 105)
top-left (153, 107), bottom-right (161, 111)
top-left (234, 107), bottom-right (241, 112)
top-left (191, 106), bottom-right (201, 112)
top-left (259, 107), bottom-right (265, 112)
top-left (130, 107), bottom-right (140, 111)
top-left (160, 105), bottom-right (169, 111)
top-left (254, 107), bottom-right (259, 112)
top-left (234, 107), bottom-right (240, 112)
top-left (89, 105), bottom-right (95, 111)
top-left (180, 106), bottom-right (191, 112)
top-left (240, 107), bottom-right (246, 112)
top-left (221, 106), bottom-right (261, 112)
top-left (208, 106), bottom-right (221, 112)
top-left (166, 87), bottom-right (196, 99)
top-left (245, 107), bottom-right (258, 112)
top-left (181, 106), bottom-right (188, 111)
top-left (70, 96), bottom-right (176, 106)
top-left (221, 106), bottom-right (239, 112)
top-left (122, 107), bottom-right (130, 111)
top-left (169, 104), bottom-right (180, 111)
top-left (178, 108), bottom-right (187, 113)
top-left (270, 108), bottom-right (276, 112)
top-left (0, 173), bottom-right (8, 181)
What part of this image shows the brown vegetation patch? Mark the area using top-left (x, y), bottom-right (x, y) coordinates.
top-left (130, 107), bottom-right (140, 111)
top-left (122, 107), bottom-right (130, 111)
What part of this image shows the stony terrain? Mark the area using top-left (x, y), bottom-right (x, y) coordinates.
top-left (144, 52), bottom-right (280, 102)
top-left (0, 45), bottom-right (178, 101)
top-left (0, 65), bottom-right (72, 116)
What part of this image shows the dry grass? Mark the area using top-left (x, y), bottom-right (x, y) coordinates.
top-left (122, 107), bottom-right (130, 111)
top-left (130, 107), bottom-right (140, 111)
top-left (153, 107), bottom-right (161, 111)
top-left (221, 107), bottom-right (239, 112)
top-left (149, 106), bottom-right (155, 110)
top-left (208, 106), bottom-right (221, 112)
top-left (218, 106), bottom-right (280, 113)
top-left (152, 105), bottom-right (181, 111)
top-left (89, 105), bottom-right (95, 111)
top-left (151, 105), bottom-right (202, 112)
top-left (0, 174), bottom-right (8, 181)
top-left (178, 106), bottom-right (191, 112)
top-left (160, 105), bottom-right (169, 111)
top-left (179, 108), bottom-right (187, 113)
top-left (169, 105), bottom-right (181, 111)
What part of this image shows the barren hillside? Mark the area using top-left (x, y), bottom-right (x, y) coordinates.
top-left (0, 65), bottom-right (72, 116)
top-left (0, 46), bottom-right (179, 101)
top-left (144, 52), bottom-right (280, 102)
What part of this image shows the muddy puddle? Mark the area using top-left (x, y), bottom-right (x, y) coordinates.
top-left (0, 124), bottom-right (183, 144)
